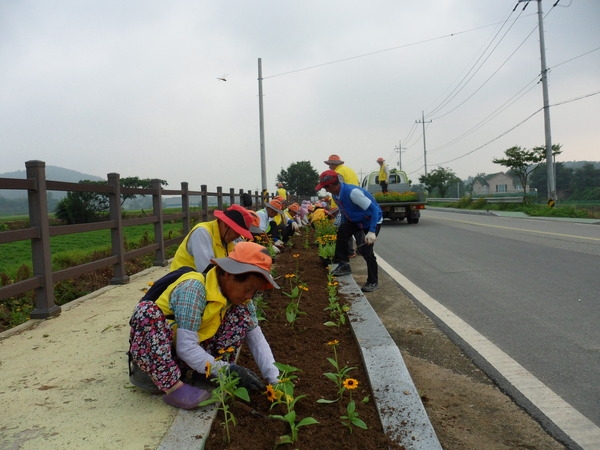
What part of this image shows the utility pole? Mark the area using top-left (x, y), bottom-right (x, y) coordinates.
top-left (257, 58), bottom-right (268, 204)
top-left (394, 140), bottom-right (406, 171)
top-left (415, 111), bottom-right (432, 175)
top-left (518, 0), bottom-right (557, 206)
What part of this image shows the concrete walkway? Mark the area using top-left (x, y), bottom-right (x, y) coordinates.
top-left (0, 260), bottom-right (439, 449)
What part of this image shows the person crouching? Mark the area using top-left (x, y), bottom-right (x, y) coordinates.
top-left (128, 241), bottom-right (280, 409)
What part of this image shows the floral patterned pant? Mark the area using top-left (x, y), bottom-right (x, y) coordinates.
top-left (128, 300), bottom-right (250, 391)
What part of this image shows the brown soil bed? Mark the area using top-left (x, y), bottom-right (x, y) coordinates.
top-left (204, 232), bottom-right (401, 449)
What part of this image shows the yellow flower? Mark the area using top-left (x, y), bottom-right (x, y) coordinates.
top-left (327, 339), bottom-right (339, 346)
top-left (343, 378), bottom-right (359, 390)
top-left (218, 348), bottom-right (226, 354)
top-left (265, 384), bottom-right (278, 402)
top-left (205, 361), bottom-right (212, 378)
top-left (293, 253), bottom-right (300, 258)
top-left (225, 347), bottom-right (234, 353)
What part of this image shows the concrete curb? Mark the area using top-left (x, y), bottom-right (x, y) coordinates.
top-left (340, 276), bottom-right (442, 449)
top-left (158, 273), bottom-right (441, 450)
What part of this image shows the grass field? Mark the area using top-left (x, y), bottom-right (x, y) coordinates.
top-left (0, 222), bottom-right (185, 276)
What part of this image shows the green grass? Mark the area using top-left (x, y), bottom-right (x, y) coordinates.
top-left (0, 222), bottom-right (184, 276)
top-left (428, 198), bottom-right (599, 219)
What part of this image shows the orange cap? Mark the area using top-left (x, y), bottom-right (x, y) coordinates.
top-left (247, 210), bottom-right (263, 234)
top-left (211, 241), bottom-right (279, 289)
top-left (266, 198), bottom-right (283, 213)
top-left (324, 154), bottom-right (344, 165)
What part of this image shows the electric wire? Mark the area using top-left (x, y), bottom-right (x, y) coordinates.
top-left (426, 75), bottom-right (540, 155)
top-left (262, 21), bottom-right (514, 80)
top-left (431, 88), bottom-right (600, 166)
top-left (428, 19), bottom-right (537, 122)
top-left (425, 6), bottom-right (521, 118)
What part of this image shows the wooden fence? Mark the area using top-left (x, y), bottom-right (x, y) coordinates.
top-left (0, 160), bottom-right (263, 320)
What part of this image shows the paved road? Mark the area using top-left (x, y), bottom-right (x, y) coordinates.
top-left (374, 208), bottom-right (600, 448)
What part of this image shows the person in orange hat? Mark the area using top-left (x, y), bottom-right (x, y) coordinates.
top-left (171, 204), bottom-right (253, 273)
top-left (256, 198), bottom-right (286, 251)
top-left (376, 157), bottom-right (390, 193)
top-left (246, 209), bottom-right (267, 241)
top-left (128, 241), bottom-right (281, 409)
top-left (324, 154), bottom-right (359, 186)
top-left (281, 202), bottom-right (302, 240)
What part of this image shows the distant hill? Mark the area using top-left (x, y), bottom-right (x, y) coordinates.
top-left (0, 166), bottom-right (104, 200)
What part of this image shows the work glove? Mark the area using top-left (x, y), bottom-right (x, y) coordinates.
top-left (365, 232), bottom-right (377, 245)
top-left (291, 222), bottom-right (300, 232)
top-left (273, 239), bottom-right (284, 248)
top-left (228, 364), bottom-right (266, 392)
top-left (271, 245), bottom-right (281, 254)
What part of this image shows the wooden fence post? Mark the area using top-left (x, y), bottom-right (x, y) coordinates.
top-left (181, 182), bottom-right (191, 235)
top-left (152, 179), bottom-right (168, 266)
top-left (27, 160), bottom-right (61, 319)
top-left (216, 187), bottom-right (223, 211)
top-left (108, 173), bottom-right (130, 285)
top-left (201, 185), bottom-right (208, 222)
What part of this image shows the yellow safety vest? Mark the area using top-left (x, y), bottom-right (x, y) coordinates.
top-left (154, 269), bottom-right (228, 342)
top-left (170, 220), bottom-right (233, 271)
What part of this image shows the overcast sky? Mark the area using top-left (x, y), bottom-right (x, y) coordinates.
top-left (1, 1), bottom-right (599, 194)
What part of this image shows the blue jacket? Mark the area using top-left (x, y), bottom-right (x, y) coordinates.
top-left (333, 182), bottom-right (382, 232)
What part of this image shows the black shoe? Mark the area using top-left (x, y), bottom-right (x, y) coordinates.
top-left (331, 263), bottom-right (352, 277)
top-left (361, 282), bottom-right (379, 292)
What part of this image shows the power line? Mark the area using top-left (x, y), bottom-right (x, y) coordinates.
top-left (427, 75), bottom-right (540, 154)
top-left (426, 5), bottom-right (521, 118)
top-left (430, 88), bottom-right (600, 167)
top-left (429, 18), bottom-right (537, 121)
top-left (425, 45), bottom-right (600, 156)
top-left (262, 22), bottom-right (513, 80)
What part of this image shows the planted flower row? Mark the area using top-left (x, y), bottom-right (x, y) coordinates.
top-left (204, 225), bottom-right (374, 447)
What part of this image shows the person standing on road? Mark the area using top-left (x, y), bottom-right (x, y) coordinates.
top-left (128, 242), bottom-right (281, 410)
top-left (376, 157), bottom-right (390, 194)
top-left (315, 170), bottom-right (383, 292)
top-left (170, 204), bottom-right (253, 274)
top-left (324, 154), bottom-right (361, 258)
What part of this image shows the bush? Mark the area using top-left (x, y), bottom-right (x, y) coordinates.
top-left (455, 196), bottom-right (473, 208)
top-left (525, 205), bottom-right (588, 218)
top-left (471, 198), bottom-right (488, 210)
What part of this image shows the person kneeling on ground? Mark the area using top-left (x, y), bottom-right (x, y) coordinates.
top-left (128, 241), bottom-right (281, 410)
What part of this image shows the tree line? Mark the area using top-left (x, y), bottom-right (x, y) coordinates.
top-left (418, 144), bottom-right (599, 202)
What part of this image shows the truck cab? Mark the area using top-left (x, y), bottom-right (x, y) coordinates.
top-left (361, 169), bottom-right (425, 224)
top-left (361, 170), bottom-right (411, 192)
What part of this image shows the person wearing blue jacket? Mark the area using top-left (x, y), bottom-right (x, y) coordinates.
top-left (315, 170), bottom-right (383, 292)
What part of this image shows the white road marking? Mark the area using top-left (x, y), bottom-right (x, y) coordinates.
top-left (377, 255), bottom-right (600, 450)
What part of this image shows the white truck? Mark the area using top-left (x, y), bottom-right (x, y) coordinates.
top-left (361, 170), bottom-right (426, 224)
